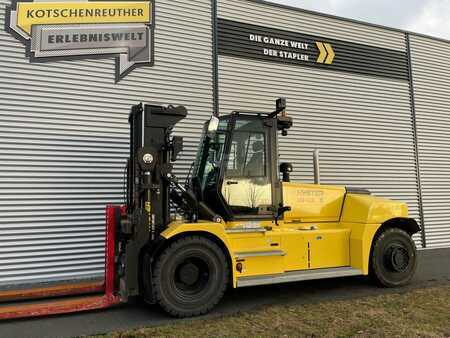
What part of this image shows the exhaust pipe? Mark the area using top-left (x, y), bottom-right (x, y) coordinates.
top-left (313, 149), bottom-right (320, 185)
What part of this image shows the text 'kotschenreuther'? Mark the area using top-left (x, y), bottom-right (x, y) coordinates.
top-left (26, 8), bottom-right (145, 19)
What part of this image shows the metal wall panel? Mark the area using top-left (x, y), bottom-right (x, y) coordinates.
top-left (410, 35), bottom-right (450, 248)
top-left (218, 0), bottom-right (406, 51)
top-left (217, 0), bottom-right (423, 245)
top-left (0, 0), bottom-right (213, 288)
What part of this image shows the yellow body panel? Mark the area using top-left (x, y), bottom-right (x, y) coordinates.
top-left (283, 183), bottom-right (345, 222)
top-left (302, 228), bottom-right (350, 269)
top-left (281, 230), bottom-right (308, 271)
top-left (237, 255), bottom-right (285, 276)
top-left (341, 194), bottom-right (409, 224)
top-left (161, 183), bottom-right (411, 287)
top-left (344, 222), bottom-right (380, 273)
top-left (229, 230), bottom-right (284, 276)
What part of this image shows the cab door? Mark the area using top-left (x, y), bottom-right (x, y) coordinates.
top-left (221, 116), bottom-right (275, 216)
top-left (221, 116), bottom-right (286, 277)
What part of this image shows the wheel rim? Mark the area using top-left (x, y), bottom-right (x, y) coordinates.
top-left (384, 243), bottom-right (410, 272)
top-left (174, 257), bottom-right (210, 295)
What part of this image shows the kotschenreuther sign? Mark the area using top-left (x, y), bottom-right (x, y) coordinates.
top-left (7, 0), bottom-right (154, 81)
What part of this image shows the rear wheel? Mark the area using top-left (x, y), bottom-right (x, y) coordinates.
top-left (370, 228), bottom-right (417, 287)
top-left (152, 236), bottom-right (229, 317)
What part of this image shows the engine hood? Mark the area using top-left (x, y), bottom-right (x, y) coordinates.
top-left (340, 193), bottom-right (409, 224)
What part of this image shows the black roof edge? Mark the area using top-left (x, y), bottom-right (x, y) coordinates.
top-left (346, 187), bottom-right (371, 195)
top-left (243, 0), bottom-right (450, 45)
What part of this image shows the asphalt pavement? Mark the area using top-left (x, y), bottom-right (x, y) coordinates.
top-left (1, 248), bottom-right (449, 338)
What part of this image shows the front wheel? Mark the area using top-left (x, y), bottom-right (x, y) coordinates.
top-left (370, 228), bottom-right (417, 287)
top-left (152, 236), bottom-right (229, 317)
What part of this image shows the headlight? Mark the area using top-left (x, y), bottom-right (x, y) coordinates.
top-left (143, 153), bottom-right (153, 164)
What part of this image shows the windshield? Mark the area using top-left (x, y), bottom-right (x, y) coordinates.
top-left (193, 118), bottom-right (229, 191)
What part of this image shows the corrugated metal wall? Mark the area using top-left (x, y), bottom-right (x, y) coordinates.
top-left (218, 0), bottom-right (407, 51)
top-left (217, 0), bottom-right (423, 245)
top-left (410, 35), bottom-right (450, 248)
top-left (0, 0), bottom-right (213, 289)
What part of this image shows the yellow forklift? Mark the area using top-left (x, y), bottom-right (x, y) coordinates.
top-left (0, 99), bottom-right (419, 319)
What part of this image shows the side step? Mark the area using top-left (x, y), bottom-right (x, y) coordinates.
top-left (237, 267), bottom-right (363, 288)
top-left (0, 294), bottom-right (120, 320)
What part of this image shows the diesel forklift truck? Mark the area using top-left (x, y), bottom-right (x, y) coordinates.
top-left (0, 99), bottom-right (420, 319)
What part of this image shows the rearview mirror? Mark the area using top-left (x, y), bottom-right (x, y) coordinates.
top-left (207, 115), bottom-right (219, 136)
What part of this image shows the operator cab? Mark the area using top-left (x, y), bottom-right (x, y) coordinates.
top-left (192, 98), bottom-right (292, 221)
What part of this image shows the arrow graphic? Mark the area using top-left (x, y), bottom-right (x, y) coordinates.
top-left (316, 42), bottom-right (335, 64)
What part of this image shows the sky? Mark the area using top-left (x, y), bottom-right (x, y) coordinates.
top-left (270, 0), bottom-right (450, 40)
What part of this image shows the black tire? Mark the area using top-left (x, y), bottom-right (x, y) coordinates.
top-left (152, 236), bottom-right (229, 317)
top-left (370, 228), bottom-right (417, 287)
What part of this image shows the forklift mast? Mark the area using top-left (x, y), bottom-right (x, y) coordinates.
top-left (127, 103), bottom-right (187, 234)
top-left (119, 103), bottom-right (187, 299)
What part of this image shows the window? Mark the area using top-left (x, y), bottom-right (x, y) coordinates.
top-left (200, 132), bottom-right (226, 190)
top-left (194, 118), bottom-right (229, 191)
top-left (227, 142), bottom-right (237, 171)
top-left (243, 132), bottom-right (266, 177)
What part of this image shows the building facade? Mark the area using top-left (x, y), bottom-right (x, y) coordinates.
top-left (0, 0), bottom-right (449, 290)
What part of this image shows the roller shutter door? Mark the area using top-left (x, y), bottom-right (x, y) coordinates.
top-left (410, 35), bottom-right (450, 248)
top-left (0, 0), bottom-right (213, 289)
top-left (217, 0), bottom-right (423, 246)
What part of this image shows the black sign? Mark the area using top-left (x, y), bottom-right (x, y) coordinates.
top-left (218, 18), bottom-right (409, 81)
